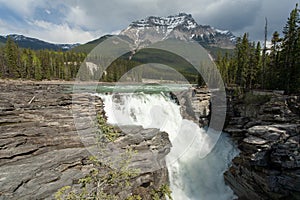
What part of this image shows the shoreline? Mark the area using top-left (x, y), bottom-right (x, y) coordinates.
top-left (0, 79), bottom-right (112, 85)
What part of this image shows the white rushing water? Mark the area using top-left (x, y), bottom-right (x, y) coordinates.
top-left (98, 92), bottom-right (238, 200)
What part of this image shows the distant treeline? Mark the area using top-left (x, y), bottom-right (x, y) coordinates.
top-left (0, 37), bottom-right (199, 83)
top-left (216, 4), bottom-right (300, 94)
top-left (0, 37), bottom-right (86, 80)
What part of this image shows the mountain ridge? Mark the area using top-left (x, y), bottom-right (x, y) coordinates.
top-left (120, 13), bottom-right (236, 49)
top-left (0, 34), bottom-right (80, 51)
top-left (0, 13), bottom-right (236, 54)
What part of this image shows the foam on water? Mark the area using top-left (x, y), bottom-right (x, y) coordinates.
top-left (98, 92), bottom-right (238, 200)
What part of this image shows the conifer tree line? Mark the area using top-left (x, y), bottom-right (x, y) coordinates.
top-left (216, 4), bottom-right (300, 94)
top-left (0, 37), bottom-right (86, 80)
top-left (0, 37), bottom-right (146, 82)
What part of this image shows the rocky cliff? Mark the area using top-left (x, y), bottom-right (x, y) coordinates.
top-left (182, 88), bottom-right (300, 199)
top-left (224, 91), bottom-right (300, 200)
top-left (173, 88), bottom-right (211, 126)
top-left (0, 81), bottom-right (171, 199)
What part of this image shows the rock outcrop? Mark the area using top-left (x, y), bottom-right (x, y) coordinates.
top-left (174, 87), bottom-right (210, 127)
top-left (224, 91), bottom-right (300, 200)
top-left (171, 88), bottom-right (300, 199)
top-left (0, 81), bottom-right (170, 200)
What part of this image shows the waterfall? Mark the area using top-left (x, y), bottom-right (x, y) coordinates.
top-left (98, 92), bottom-right (238, 200)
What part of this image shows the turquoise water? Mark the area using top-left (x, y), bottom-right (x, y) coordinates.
top-left (72, 83), bottom-right (192, 94)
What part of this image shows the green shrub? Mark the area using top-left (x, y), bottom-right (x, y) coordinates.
top-left (55, 148), bottom-right (139, 200)
top-left (96, 113), bottom-right (120, 142)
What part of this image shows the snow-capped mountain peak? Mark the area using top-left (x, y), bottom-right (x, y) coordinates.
top-left (130, 13), bottom-right (198, 30)
top-left (8, 34), bottom-right (28, 41)
top-left (120, 13), bottom-right (235, 49)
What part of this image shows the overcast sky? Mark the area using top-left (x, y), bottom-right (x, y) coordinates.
top-left (0, 0), bottom-right (298, 44)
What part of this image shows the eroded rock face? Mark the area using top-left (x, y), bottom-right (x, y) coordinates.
top-left (224, 92), bottom-right (300, 200)
top-left (101, 125), bottom-right (171, 199)
top-left (174, 88), bottom-right (211, 127)
top-left (0, 81), bottom-right (170, 200)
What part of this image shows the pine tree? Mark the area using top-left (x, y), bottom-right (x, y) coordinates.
top-left (296, 22), bottom-right (300, 92)
top-left (266, 31), bottom-right (282, 89)
top-left (39, 50), bottom-right (51, 80)
top-left (248, 41), bottom-right (261, 89)
top-left (280, 3), bottom-right (299, 93)
top-left (235, 33), bottom-right (251, 89)
top-left (21, 49), bottom-right (29, 79)
top-left (0, 48), bottom-right (5, 77)
top-left (254, 41), bottom-right (262, 86)
top-left (5, 37), bottom-right (20, 78)
top-left (261, 18), bottom-right (268, 90)
top-left (32, 52), bottom-right (42, 80)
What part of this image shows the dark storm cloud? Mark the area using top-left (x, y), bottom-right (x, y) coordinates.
top-left (194, 0), bottom-right (263, 31)
top-left (246, 0), bottom-right (299, 40)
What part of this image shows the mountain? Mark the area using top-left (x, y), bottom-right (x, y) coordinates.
top-left (120, 13), bottom-right (236, 49)
top-left (71, 35), bottom-right (113, 53)
top-left (0, 34), bottom-right (80, 51)
top-left (1, 13), bottom-right (235, 56)
top-left (72, 13), bottom-right (236, 83)
top-left (74, 13), bottom-right (235, 55)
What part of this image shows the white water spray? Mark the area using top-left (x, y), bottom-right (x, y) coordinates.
top-left (98, 92), bottom-right (238, 200)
